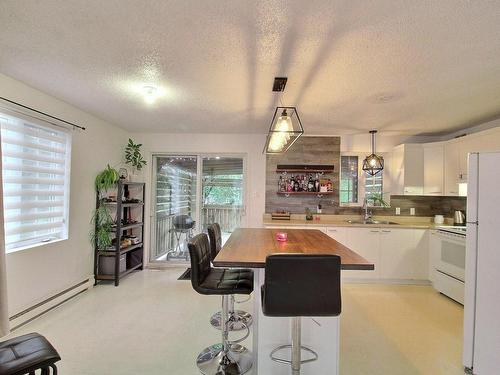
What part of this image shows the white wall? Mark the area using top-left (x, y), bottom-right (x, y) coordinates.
top-left (0, 73), bottom-right (128, 315)
top-left (132, 133), bottom-right (267, 262)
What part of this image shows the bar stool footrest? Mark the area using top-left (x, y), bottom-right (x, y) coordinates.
top-left (270, 344), bottom-right (319, 365)
top-left (210, 310), bottom-right (253, 331)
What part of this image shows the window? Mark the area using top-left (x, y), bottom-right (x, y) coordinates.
top-left (340, 154), bottom-right (385, 206)
top-left (364, 173), bottom-right (383, 205)
top-left (340, 156), bottom-right (358, 204)
top-left (0, 112), bottom-right (72, 252)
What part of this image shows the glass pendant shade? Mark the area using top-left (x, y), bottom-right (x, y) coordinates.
top-left (264, 107), bottom-right (304, 154)
top-left (362, 130), bottom-right (384, 176)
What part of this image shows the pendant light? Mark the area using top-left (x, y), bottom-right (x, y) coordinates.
top-left (362, 130), bottom-right (384, 176)
top-left (264, 77), bottom-right (304, 154)
top-left (264, 106), bottom-right (304, 153)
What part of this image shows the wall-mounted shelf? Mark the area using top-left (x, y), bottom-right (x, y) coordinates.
top-left (277, 191), bottom-right (334, 197)
top-left (276, 164), bottom-right (334, 173)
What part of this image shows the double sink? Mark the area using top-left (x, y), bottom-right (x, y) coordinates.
top-left (346, 219), bottom-right (400, 225)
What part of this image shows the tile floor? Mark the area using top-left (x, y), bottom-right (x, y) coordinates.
top-left (4, 270), bottom-right (464, 374)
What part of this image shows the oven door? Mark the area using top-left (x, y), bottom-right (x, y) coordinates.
top-left (436, 231), bottom-right (466, 282)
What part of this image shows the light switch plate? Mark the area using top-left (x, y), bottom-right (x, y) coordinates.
top-left (410, 207), bottom-right (416, 215)
top-left (395, 207), bottom-right (401, 215)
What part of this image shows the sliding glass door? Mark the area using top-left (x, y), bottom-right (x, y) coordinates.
top-left (150, 154), bottom-right (245, 264)
top-left (151, 156), bottom-right (198, 263)
top-left (201, 157), bottom-right (244, 244)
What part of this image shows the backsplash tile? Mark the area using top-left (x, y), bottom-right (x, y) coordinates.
top-left (336, 195), bottom-right (466, 217)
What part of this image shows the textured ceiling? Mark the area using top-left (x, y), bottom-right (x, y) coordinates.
top-left (1, 0), bottom-right (500, 135)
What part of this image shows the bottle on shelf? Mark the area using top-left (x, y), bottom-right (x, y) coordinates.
top-left (308, 175), bottom-right (314, 192)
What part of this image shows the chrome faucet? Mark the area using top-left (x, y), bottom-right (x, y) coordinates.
top-left (363, 197), bottom-right (372, 222)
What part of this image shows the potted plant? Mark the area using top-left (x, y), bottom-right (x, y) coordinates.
top-left (95, 164), bottom-right (119, 199)
top-left (91, 206), bottom-right (114, 250)
top-left (124, 138), bottom-right (147, 179)
top-left (91, 164), bottom-right (119, 249)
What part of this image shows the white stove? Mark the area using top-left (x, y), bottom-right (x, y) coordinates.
top-left (434, 225), bottom-right (467, 304)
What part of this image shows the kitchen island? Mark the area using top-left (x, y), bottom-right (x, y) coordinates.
top-left (213, 228), bottom-right (374, 375)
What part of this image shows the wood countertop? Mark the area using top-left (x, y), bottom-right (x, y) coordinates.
top-left (213, 228), bottom-right (374, 270)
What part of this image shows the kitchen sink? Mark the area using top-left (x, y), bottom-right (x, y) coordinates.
top-left (346, 220), bottom-right (400, 225)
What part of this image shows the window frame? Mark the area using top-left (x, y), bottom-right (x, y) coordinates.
top-left (339, 152), bottom-right (391, 207)
top-left (0, 111), bottom-right (72, 253)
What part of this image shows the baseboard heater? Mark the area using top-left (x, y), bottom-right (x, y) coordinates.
top-left (9, 278), bottom-right (92, 331)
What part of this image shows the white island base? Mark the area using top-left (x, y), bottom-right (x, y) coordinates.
top-left (252, 269), bottom-right (340, 375)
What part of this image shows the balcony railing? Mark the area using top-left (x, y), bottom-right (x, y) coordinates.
top-left (152, 205), bottom-right (243, 261)
top-left (201, 205), bottom-right (243, 233)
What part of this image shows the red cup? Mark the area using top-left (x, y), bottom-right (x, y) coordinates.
top-left (276, 232), bottom-right (288, 242)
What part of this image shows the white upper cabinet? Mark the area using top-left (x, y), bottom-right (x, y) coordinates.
top-left (392, 144), bottom-right (424, 195)
top-left (423, 143), bottom-right (444, 195)
top-left (394, 127), bottom-right (500, 197)
top-left (444, 140), bottom-right (460, 196)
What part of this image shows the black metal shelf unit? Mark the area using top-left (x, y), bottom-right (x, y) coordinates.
top-left (94, 181), bottom-right (146, 286)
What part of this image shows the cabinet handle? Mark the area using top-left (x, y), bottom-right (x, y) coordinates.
top-left (370, 230), bottom-right (379, 233)
top-left (329, 229), bottom-right (337, 232)
top-left (381, 230), bottom-right (391, 233)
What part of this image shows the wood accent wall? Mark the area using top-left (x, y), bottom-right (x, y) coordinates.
top-left (265, 136), bottom-right (341, 214)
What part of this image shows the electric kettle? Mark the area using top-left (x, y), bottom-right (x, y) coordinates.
top-left (454, 210), bottom-right (466, 226)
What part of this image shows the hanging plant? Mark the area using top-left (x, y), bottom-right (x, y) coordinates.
top-left (91, 165), bottom-right (118, 249)
top-left (90, 206), bottom-right (114, 250)
top-left (95, 164), bottom-right (119, 194)
top-left (125, 138), bottom-right (147, 171)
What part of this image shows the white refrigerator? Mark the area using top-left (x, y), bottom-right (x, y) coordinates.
top-left (463, 152), bottom-right (500, 374)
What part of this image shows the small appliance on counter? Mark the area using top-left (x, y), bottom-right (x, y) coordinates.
top-left (453, 210), bottom-right (465, 226)
top-left (434, 214), bottom-right (444, 224)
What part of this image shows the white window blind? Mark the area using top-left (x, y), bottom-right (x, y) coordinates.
top-left (0, 112), bottom-right (71, 252)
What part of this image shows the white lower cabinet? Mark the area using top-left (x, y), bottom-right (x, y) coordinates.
top-left (325, 227), bottom-right (347, 245)
top-left (343, 228), bottom-right (381, 279)
top-left (343, 227), bottom-right (428, 282)
top-left (379, 229), bottom-right (428, 280)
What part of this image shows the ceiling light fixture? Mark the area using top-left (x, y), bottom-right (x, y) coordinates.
top-left (142, 85), bottom-right (159, 104)
top-left (362, 130), bottom-right (384, 176)
top-left (264, 78), bottom-right (304, 154)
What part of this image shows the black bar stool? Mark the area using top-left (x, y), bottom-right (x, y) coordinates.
top-left (262, 254), bottom-right (341, 374)
top-left (207, 223), bottom-right (253, 332)
top-left (0, 333), bottom-right (61, 374)
top-left (188, 233), bottom-right (253, 375)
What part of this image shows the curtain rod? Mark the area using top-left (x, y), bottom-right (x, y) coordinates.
top-left (0, 96), bottom-right (86, 131)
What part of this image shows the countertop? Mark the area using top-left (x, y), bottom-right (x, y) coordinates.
top-left (262, 214), bottom-right (452, 230)
top-left (213, 228), bottom-right (374, 270)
